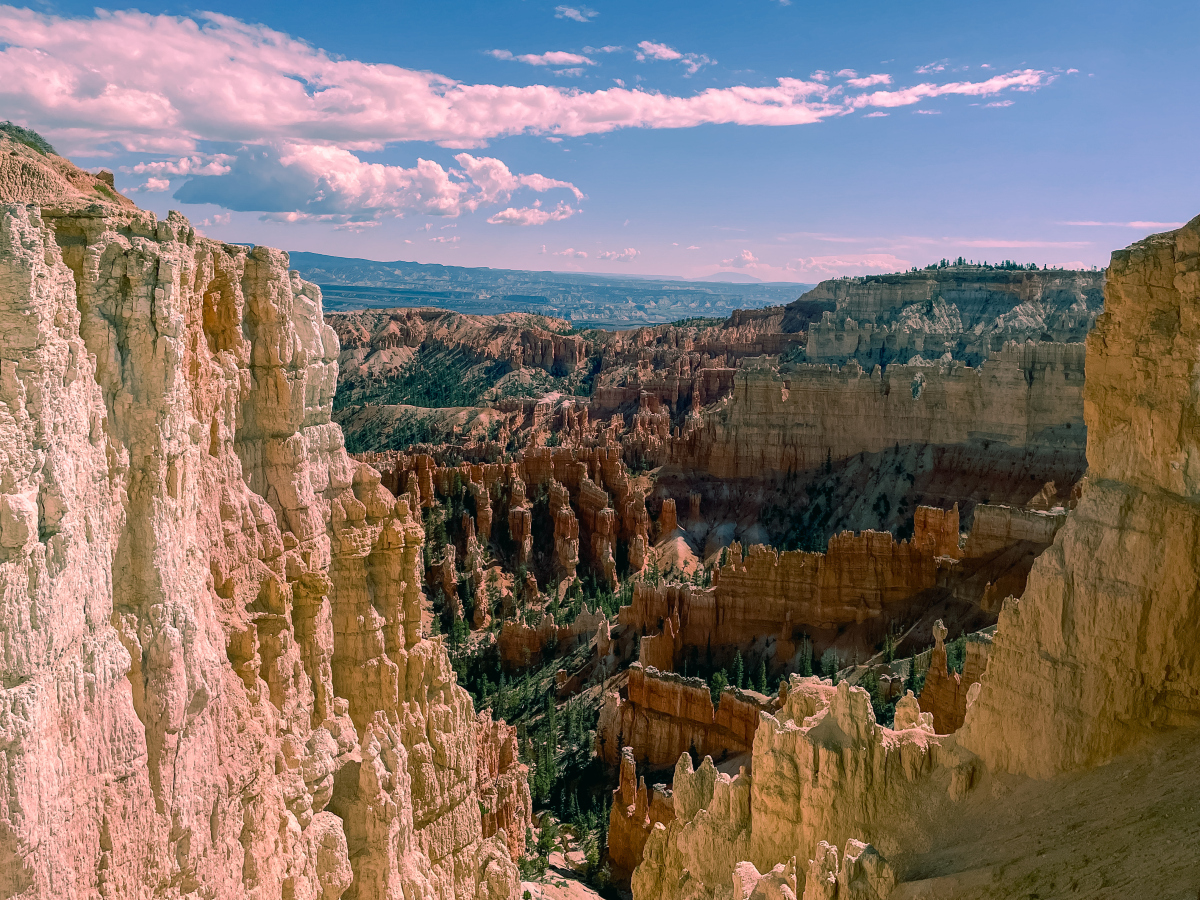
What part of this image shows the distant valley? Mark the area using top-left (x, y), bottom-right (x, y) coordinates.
top-left (288, 250), bottom-right (813, 327)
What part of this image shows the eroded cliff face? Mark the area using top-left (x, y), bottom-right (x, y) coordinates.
top-left (957, 214), bottom-right (1200, 778)
top-left (670, 342), bottom-right (1086, 480)
top-left (0, 201), bottom-right (521, 900)
top-left (626, 219), bottom-right (1200, 898)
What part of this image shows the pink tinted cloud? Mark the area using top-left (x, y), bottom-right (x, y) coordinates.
top-left (850, 70), bottom-right (1056, 110)
top-left (786, 254), bottom-right (912, 277)
top-left (486, 201), bottom-right (578, 225)
top-left (1058, 220), bottom-right (1185, 228)
top-left (597, 247), bottom-right (640, 261)
top-left (135, 176), bottom-right (171, 192)
top-left (636, 41), bottom-right (682, 61)
top-left (190, 145), bottom-right (584, 223)
top-left (0, 7), bottom-right (1058, 151)
top-left (555, 247), bottom-right (589, 257)
top-left (721, 249), bottom-right (760, 268)
top-left (555, 5), bottom-right (597, 22)
top-left (490, 49), bottom-right (595, 66)
top-left (123, 153), bottom-right (233, 176)
top-left (845, 73), bottom-right (892, 88)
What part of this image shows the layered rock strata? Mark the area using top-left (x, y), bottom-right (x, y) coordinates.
top-left (957, 214), bottom-right (1200, 777)
top-left (627, 218), bottom-right (1200, 899)
top-left (0, 192), bottom-right (519, 899)
top-left (669, 342), bottom-right (1086, 479)
top-left (597, 664), bottom-right (776, 768)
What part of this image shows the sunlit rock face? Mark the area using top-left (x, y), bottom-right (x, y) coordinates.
top-left (0, 140), bottom-right (521, 900)
top-left (958, 214), bottom-right (1200, 777)
top-left (628, 217), bottom-right (1200, 900)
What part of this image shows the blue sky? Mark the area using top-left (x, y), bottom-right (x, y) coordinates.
top-left (1, 0), bottom-right (1197, 278)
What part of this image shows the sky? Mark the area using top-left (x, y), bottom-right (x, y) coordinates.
top-left (1, 0), bottom-right (1197, 279)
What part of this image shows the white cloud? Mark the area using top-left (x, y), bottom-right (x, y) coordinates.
top-left (636, 40), bottom-right (712, 76)
top-left (490, 49), bottom-right (595, 67)
top-left (985, 100), bottom-right (1014, 107)
top-left (486, 201), bottom-right (578, 225)
top-left (429, 235), bottom-right (459, 243)
top-left (554, 247), bottom-right (589, 257)
top-left (914, 109), bottom-right (941, 114)
top-left (721, 249), bottom-right (760, 268)
top-left (916, 60), bottom-right (947, 74)
top-left (136, 177), bottom-right (172, 192)
top-left (122, 153), bottom-right (233, 176)
top-left (1057, 220), bottom-right (1185, 228)
top-left (555, 5), bottom-right (597, 22)
top-left (597, 247), bottom-right (639, 261)
top-left (786, 253), bottom-right (912, 277)
top-left (845, 73), bottom-right (892, 88)
top-left (686, 245), bottom-right (700, 250)
top-left (863, 111), bottom-right (889, 117)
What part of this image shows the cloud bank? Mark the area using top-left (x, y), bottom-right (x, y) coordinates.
top-left (0, 7), bottom-right (1060, 152)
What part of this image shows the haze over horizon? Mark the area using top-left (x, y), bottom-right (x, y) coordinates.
top-left (1, 0), bottom-right (1196, 279)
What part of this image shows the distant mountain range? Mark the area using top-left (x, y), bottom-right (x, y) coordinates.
top-left (288, 251), bottom-right (811, 327)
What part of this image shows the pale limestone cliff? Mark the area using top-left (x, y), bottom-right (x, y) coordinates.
top-left (627, 217), bottom-right (1200, 899)
top-left (669, 342), bottom-right (1085, 480)
top-left (956, 214), bottom-right (1200, 777)
top-left (0, 198), bottom-right (520, 899)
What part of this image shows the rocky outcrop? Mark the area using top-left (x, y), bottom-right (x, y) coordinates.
top-left (496, 608), bottom-right (607, 668)
top-left (476, 711), bottom-right (534, 861)
top-left (916, 622), bottom-right (992, 734)
top-left (607, 747), bottom-right (676, 882)
top-left (596, 664), bottom-right (775, 768)
top-left (620, 507), bottom-right (961, 666)
top-left (958, 214), bottom-right (1200, 778)
top-left (626, 219), bottom-right (1200, 899)
top-left (668, 342), bottom-right (1085, 480)
top-left (0, 180), bottom-right (518, 899)
top-left (630, 679), bottom-right (963, 900)
top-left (795, 266), bottom-right (1103, 366)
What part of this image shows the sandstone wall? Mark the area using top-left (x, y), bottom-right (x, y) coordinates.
top-left (0, 201), bottom-right (518, 900)
top-left (958, 215), bottom-right (1200, 777)
top-left (596, 664), bottom-right (774, 768)
top-left (630, 679), bottom-right (964, 900)
top-left (668, 342), bottom-right (1086, 479)
top-left (619, 507), bottom-right (959, 663)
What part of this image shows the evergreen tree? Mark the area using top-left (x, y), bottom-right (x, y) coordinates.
top-left (799, 636), bottom-right (813, 677)
top-left (755, 658), bottom-right (767, 693)
top-left (733, 649), bottom-right (744, 690)
top-left (710, 670), bottom-right (728, 706)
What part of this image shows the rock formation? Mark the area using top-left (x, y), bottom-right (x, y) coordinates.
top-left (0, 141), bottom-right (521, 900)
top-left (669, 342), bottom-right (1086, 480)
top-left (957, 213), bottom-right (1200, 777)
top-left (625, 217), bottom-right (1200, 899)
top-left (607, 747), bottom-right (676, 882)
top-left (915, 622), bottom-right (992, 734)
top-left (597, 664), bottom-right (776, 768)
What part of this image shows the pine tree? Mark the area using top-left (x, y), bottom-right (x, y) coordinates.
top-left (799, 636), bottom-right (813, 677)
top-left (733, 649), bottom-right (744, 690)
top-left (755, 658), bottom-right (767, 693)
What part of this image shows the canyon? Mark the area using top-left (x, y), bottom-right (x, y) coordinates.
top-left (3, 128), bottom-right (1198, 900)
